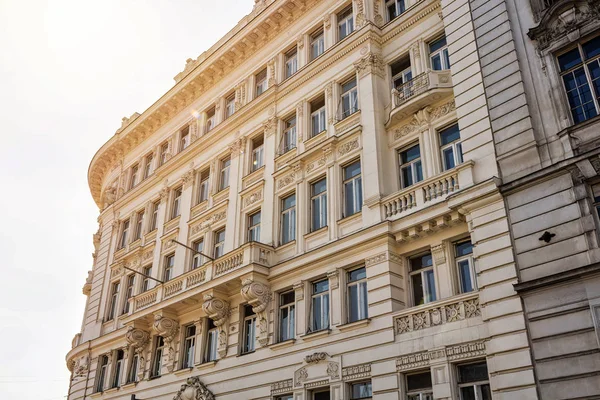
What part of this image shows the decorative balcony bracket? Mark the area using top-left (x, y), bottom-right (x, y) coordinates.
top-left (152, 314), bottom-right (179, 373)
top-left (202, 293), bottom-right (231, 358)
top-left (240, 278), bottom-right (272, 347)
top-left (125, 327), bottom-right (150, 381)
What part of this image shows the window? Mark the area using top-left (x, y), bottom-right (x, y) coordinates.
top-left (457, 362), bottom-right (491, 400)
top-left (558, 35), bottom-right (600, 124)
top-left (387, 0), bottom-right (406, 21)
top-left (311, 279), bottom-right (329, 331)
top-left (242, 304), bottom-right (257, 354)
top-left (248, 211), bottom-right (261, 242)
top-left (439, 123), bottom-right (463, 170)
top-left (180, 125), bottom-right (190, 152)
top-left (310, 97), bottom-right (326, 137)
top-left (256, 68), bottom-right (268, 97)
top-left (150, 200), bottom-right (159, 231)
top-left (391, 56), bottom-right (412, 89)
top-left (119, 219), bottom-right (130, 249)
top-left (164, 254), bottom-right (175, 282)
top-left (127, 353), bottom-right (139, 383)
top-left (350, 381), bottom-right (372, 399)
top-left (96, 355), bottom-right (109, 392)
top-left (171, 186), bottom-right (182, 219)
top-left (399, 144), bottom-right (423, 188)
top-left (160, 142), bottom-right (169, 166)
top-left (220, 157), bottom-right (231, 190)
top-left (107, 282), bottom-right (120, 321)
top-left (279, 291), bottom-right (295, 341)
top-left (197, 170), bottom-right (210, 203)
top-left (206, 107), bottom-right (216, 133)
top-left (214, 229), bottom-right (225, 258)
top-left (144, 153), bottom-right (154, 179)
top-left (134, 210), bottom-right (144, 240)
top-left (347, 267), bottom-right (368, 323)
top-left (191, 239), bottom-right (204, 269)
top-left (341, 78), bottom-right (359, 118)
top-left (285, 47), bottom-right (298, 79)
top-left (338, 7), bottom-right (354, 41)
top-left (282, 115), bottom-right (297, 153)
top-left (141, 265), bottom-right (152, 292)
top-left (251, 136), bottom-right (264, 171)
top-left (152, 336), bottom-right (165, 377)
top-left (276, 396), bottom-right (293, 400)
top-left (310, 29), bottom-right (325, 60)
top-left (112, 350), bottom-right (124, 388)
top-left (182, 325), bottom-right (196, 368)
top-left (312, 389), bottom-right (331, 400)
top-left (311, 178), bottom-right (327, 231)
top-left (455, 240), bottom-right (475, 293)
top-left (129, 164), bottom-right (139, 190)
top-left (225, 93), bottom-right (236, 118)
top-left (429, 36), bottom-right (450, 70)
top-left (205, 319), bottom-right (218, 362)
top-left (280, 194), bottom-right (296, 245)
top-left (343, 161), bottom-right (362, 217)
top-left (122, 274), bottom-right (135, 315)
top-left (409, 252), bottom-right (436, 306)
top-left (406, 371), bottom-right (433, 400)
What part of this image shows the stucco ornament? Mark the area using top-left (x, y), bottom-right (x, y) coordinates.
top-left (241, 279), bottom-right (272, 347)
top-left (153, 315), bottom-right (179, 373)
top-left (68, 354), bottom-right (89, 378)
top-left (305, 352), bottom-right (328, 364)
top-left (174, 376), bottom-right (215, 400)
top-left (101, 186), bottom-right (117, 210)
top-left (202, 294), bottom-right (231, 357)
top-left (126, 327), bottom-right (150, 380)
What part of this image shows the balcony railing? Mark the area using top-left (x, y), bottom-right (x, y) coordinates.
top-left (393, 292), bottom-right (481, 336)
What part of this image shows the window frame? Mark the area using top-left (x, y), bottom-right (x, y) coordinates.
top-left (439, 123), bottom-right (463, 171)
top-left (150, 200), bottom-right (160, 232)
top-left (225, 92), bottom-right (236, 119)
top-left (129, 163), bottom-right (140, 190)
top-left (143, 153), bottom-right (154, 179)
top-left (310, 28), bottom-right (325, 61)
top-left (151, 336), bottom-right (165, 377)
top-left (159, 142), bottom-right (169, 166)
top-left (107, 281), bottom-right (120, 321)
top-left (279, 290), bottom-right (296, 342)
top-left (343, 160), bottom-right (363, 218)
top-left (197, 169), bottom-right (210, 203)
top-left (280, 193), bottom-right (297, 245)
top-left (112, 349), bottom-right (124, 388)
top-left (95, 355), bottom-right (109, 392)
top-left (119, 219), bottom-right (130, 249)
top-left (247, 210), bottom-right (261, 243)
top-left (347, 266), bottom-right (368, 323)
top-left (340, 77), bottom-right (359, 119)
top-left (455, 239), bottom-right (476, 293)
top-left (310, 97), bottom-right (326, 137)
top-left (398, 142), bottom-right (423, 189)
top-left (179, 125), bottom-right (190, 152)
top-left (386, 0), bottom-right (407, 22)
top-left (171, 186), bottom-right (183, 220)
top-left (163, 253), bottom-right (175, 282)
top-left (255, 68), bottom-right (268, 97)
top-left (349, 380), bottom-right (372, 400)
top-left (191, 238), bottom-right (205, 270)
top-left (141, 265), bottom-right (152, 292)
top-left (405, 370), bottom-right (433, 400)
top-left (408, 252), bottom-right (436, 306)
top-left (310, 278), bottom-right (330, 332)
top-left (310, 177), bottom-right (328, 232)
top-left (241, 304), bottom-right (257, 354)
top-left (251, 135), bottom-right (265, 171)
top-left (122, 274), bottom-right (135, 315)
top-left (429, 35), bottom-right (451, 71)
top-left (219, 156), bottom-right (231, 191)
top-left (337, 6), bottom-right (354, 41)
top-left (456, 361), bottom-right (491, 400)
top-left (285, 47), bottom-right (298, 79)
top-left (182, 324), bottom-right (196, 369)
top-left (205, 107), bottom-right (216, 133)
top-left (205, 318), bottom-right (219, 362)
top-left (281, 115), bottom-right (297, 154)
top-left (127, 353), bottom-right (139, 383)
top-left (214, 228), bottom-right (226, 258)
top-left (134, 210), bottom-right (144, 240)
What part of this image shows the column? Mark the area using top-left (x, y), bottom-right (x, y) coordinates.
top-left (225, 139), bottom-right (244, 251)
top-left (263, 118), bottom-right (278, 245)
top-left (295, 162), bottom-right (306, 253)
top-left (429, 352), bottom-right (452, 400)
top-left (323, 13), bottom-right (334, 49)
top-left (294, 281), bottom-right (306, 336)
top-left (175, 170), bottom-right (195, 276)
top-left (328, 269), bottom-right (341, 327)
top-left (297, 34), bottom-right (308, 69)
top-left (409, 40), bottom-right (425, 76)
top-left (325, 80), bottom-right (337, 135)
top-left (431, 242), bottom-right (453, 300)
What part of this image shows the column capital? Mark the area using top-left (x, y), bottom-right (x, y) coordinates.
top-left (353, 52), bottom-right (385, 79)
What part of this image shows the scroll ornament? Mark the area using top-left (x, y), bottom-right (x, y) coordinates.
top-left (241, 279), bottom-right (272, 347)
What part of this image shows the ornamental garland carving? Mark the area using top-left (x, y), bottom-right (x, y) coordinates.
top-left (69, 354), bottom-right (90, 378)
top-left (338, 139), bottom-right (359, 156)
top-left (182, 170), bottom-right (195, 188)
top-left (295, 367), bottom-right (308, 387)
top-left (327, 362), bottom-right (340, 380)
top-left (393, 100), bottom-right (456, 141)
top-left (277, 173), bottom-right (295, 190)
top-left (173, 376), bottom-right (215, 400)
top-left (241, 279), bottom-right (272, 347)
top-left (243, 189), bottom-right (263, 209)
top-left (305, 352), bottom-right (329, 364)
top-left (354, 52), bottom-right (385, 78)
top-left (191, 210), bottom-right (227, 235)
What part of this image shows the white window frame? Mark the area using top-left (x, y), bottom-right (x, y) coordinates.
top-left (144, 153), bottom-right (154, 179)
top-left (214, 229), bottom-right (225, 258)
top-left (220, 157), bottom-right (231, 190)
top-left (150, 201), bottom-right (159, 231)
top-left (429, 35), bottom-right (450, 71)
top-left (152, 336), bottom-right (165, 377)
top-left (248, 211), bottom-right (261, 243)
top-left (337, 7), bottom-right (354, 41)
top-left (122, 274), bottom-right (135, 315)
top-left (141, 265), bottom-right (152, 292)
top-left (398, 143), bottom-right (423, 189)
top-left (439, 124), bottom-right (463, 171)
top-left (129, 164), bottom-right (139, 190)
top-left (206, 108), bottom-right (216, 133)
top-left (343, 161), bottom-right (362, 218)
top-left (310, 100), bottom-right (326, 137)
top-left (225, 93), bottom-right (236, 118)
top-left (112, 350), bottom-right (124, 388)
top-left (349, 381), bottom-right (372, 400)
top-left (179, 127), bottom-right (190, 152)
top-left (134, 210), bottom-right (144, 240)
top-left (182, 324), bottom-right (196, 369)
top-left (107, 281), bottom-right (120, 321)
top-left (455, 240), bottom-right (476, 293)
top-left (96, 355), bottom-right (109, 392)
top-left (386, 0), bottom-right (407, 22)
top-left (279, 290), bottom-right (295, 342)
top-left (242, 305), bottom-right (257, 354)
top-left (456, 362), bottom-right (491, 400)
top-left (191, 239), bottom-right (205, 269)
top-left (311, 178), bottom-right (328, 232)
top-left (409, 252), bottom-right (436, 306)
top-left (164, 254), bottom-right (175, 282)
top-left (197, 170), bottom-right (210, 203)
top-left (119, 219), bottom-right (130, 249)
top-left (347, 267), bottom-right (368, 323)
top-left (127, 353), bottom-right (139, 383)
top-left (311, 279), bottom-right (330, 332)
top-left (281, 116), bottom-right (297, 154)
top-left (251, 137), bottom-right (265, 171)
top-left (340, 78), bottom-right (359, 119)
top-left (255, 68), bottom-right (268, 97)
top-left (310, 29), bottom-right (325, 61)
top-left (285, 47), bottom-right (298, 79)
top-left (171, 187), bottom-right (182, 219)
top-left (160, 142), bottom-right (169, 166)
top-left (280, 193), bottom-right (296, 245)
top-left (205, 320), bottom-right (218, 362)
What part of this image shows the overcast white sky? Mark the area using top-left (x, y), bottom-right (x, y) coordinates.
top-left (0, 1), bottom-right (251, 399)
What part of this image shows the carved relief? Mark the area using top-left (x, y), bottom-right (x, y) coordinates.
top-left (241, 279), bottom-right (272, 347)
top-left (305, 352), bottom-right (328, 364)
top-left (354, 0), bottom-right (366, 27)
top-left (190, 210), bottom-right (227, 235)
top-left (69, 354), bottom-right (90, 378)
top-left (243, 189), bottom-right (263, 209)
top-left (342, 363), bottom-right (371, 381)
top-left (431, 243), bottom-right (446, 265)
top-left (202, 294), bottom-right (231, 358)
top-left (182, 170), bottom-right (195, 189)
top-left (277, 173), bottom-right (295, 190)
top-left (327, 269), bottom-right (339, 289)
top-left (373, 0), bottom-right (384, 26)
top-left (125, 327), bottom-right (150, 380)
top-left (393, 101), bottom-right (456, 141)
top-left (295, 367), bottom-right (308, 387)
top-left (354, 52), bottom-right (385, 78)
top-left (173, 376), bottom-right (215, 400)
top-left (153, 315), bottom-right (179, 373)
top-left (338, 139), bottom-right (360, 156)
top-left (365, 251), bottom-right (402, 267)
top-left (271, 379), bottom-right (293, 395)
top-left (263, 116), bottom-right (278, 137)
top-left (327, 362), bottom-right (340, 380)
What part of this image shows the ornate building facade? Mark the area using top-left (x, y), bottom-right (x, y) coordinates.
top-left (65, 0), bottom-right (600, 399)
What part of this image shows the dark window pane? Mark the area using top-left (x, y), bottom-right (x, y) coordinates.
top-left (411, 273), bottom-right (424, 306)
top-left (460, 386), bottom-right (476, 400)
top-left (313, 279), bottom-right (329, 293)
top-left (410, 253), bottom-right (433, 271)
top-left (400, 144), bottom-right (420, 163)
top-left (348, 267), bottom-right (366, 282)
top-left (429, 36), bottom-right (447, 53)
top-left (281, 291), bottom-right (295, 305)
top-left (312, 178), bottom-right (327, 195)
top-left (440, 124), bottom-right (460, 145)
top-left (407, 371), bottom-right (432, 391)
top-left (583, 35), bottom-right (600, 59)
top-left (558, 48), bottom-right (582, 71)
top-left (344, 161), bottom-right (361, 179)
top-left (456, 241), bottom-right (473, 256)
top-left (458, 362), bottom-right (489, 383)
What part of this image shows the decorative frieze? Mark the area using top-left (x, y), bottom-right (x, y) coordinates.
top-left (242, 189), bottom-right (263, 209)
top-left (365, 251), bottom-right (402, 267)
top-left (396, 352), bottom-right (430, 371)
top-left (277, 173), bottom-right (295, 190)
top-left (68, 354), bottom-right (90, 379)
top-left (190, 210), bottom-right (227, 235)
top-left (271, 379), bottom-right (293, 395)
top-left (338, 138), bottom-right (360, 156)
top-left (342, 363), bottom-right (371, 381)
top-left (392, 100), bottom-right (456, 142)
top-left (396, 341), bottom-right (487, 372)
top-left (446, 341), bottom-right (486, 361)
top-left (354, 0), bottom-right (366, 28)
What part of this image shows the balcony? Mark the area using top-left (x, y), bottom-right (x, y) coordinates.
top-left (387, 70), bottom-right (453, 127)
top-left (382, 161), bottom-right (474, 220)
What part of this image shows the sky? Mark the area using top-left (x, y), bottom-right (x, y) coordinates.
top-left (0, 1), bottom-right (251, 399)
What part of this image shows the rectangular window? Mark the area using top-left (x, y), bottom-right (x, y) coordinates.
top-left (387, 0), bottom-right (406, 21)
top-left (279, 291), bottom-right (295, 342)
top-left (281, 194), bottom-right (296, 245)
top-left (391, 56), bottom-right (412, 89)
top-left (457, 362), bottom-right (491, 400)
top-left (127, 354), bottom-right (139, 383)
top-left (310, 97), bottom-right (326, 137)
top-left (285, 47), bottom-right (298, 79)
top-left (256, 68), bottom-right (268, 97)
top-left (310, 29), bottom-right (325, 60)
top-left (456, 240), bottom-right (475, 293)
top-left (350, 381), bottom-right (372, 399)
top-left (343, 161), bottom-right (362, 217)
top-left (142, 265), bottom-right (152, 292)
top-left (191, 239), bottom-right (204, 269)
top-left (144, 153), bottom-right (154, 179)
top-left (312, 389), bottom-right (331, 400)
top-left (220, 157), bottom-right (231, 190)
top-left (439, 123), bottom-right (463, 170)
top-left (112, 349), bottom-right (124, 388)
top-left (429, 35), bottom-right (450, 71)
top-left (347, 267), bottom-right (368, 323)
top-left (558, 35), bottom-right (600, 124)
top-left (171, 186), bottom-right (183, 219)
top-left (122, 274), bottom-right (135, 315)
top-left (107, 281), bottom-right (120, 321)
top-left (225, 93), bottom-right (236, 118)
top-left (182, 325), bottom-right (196, 368)
top-left (409, 252), bottom-right (436, 306)
top-left (337, 7), bottom-right (354, 41)
top-left (180, 125), bottom-right (190, 152)
top-left (152, 336), bottom-right (165, 377)
top-left (150, 200), bottom-right (160, 231)
top-left (205, 319), bottom-right (218, 362)
top-left (341, 78), bottom-right (359, 119)
top-left (134, 210), bottom-right (144, 240)
top-left (119, 219), bottom-right (130, 249)
top-left (251, 136), bottom-right (265, 171)
top-left (129, 164), bottom-right (139, 190)
top-left (160, 142), bottom-right (169, 166)
top-left (164, 254), bottom-right (175, 282)
top-left (248, 211), bottom-right (261, 242)
top-left (282, 115), bottom-right (297, 153)
top-left (311, 178), bottom-right (327, 231)
top-left (311, 279), bottom-right (329, 331)
top-left (276, 396), bottom-right (293, 400)
top-left (197, 170), bottom-right (210, 203)
top-left (206, 107), bottom-right (216, 133)
top-left (399, 144), bottom-right (423, 188)
top-left (406, 371), bottom-right (433, 400)
top-left (214, 229), bottom-right (225, 258)
top-left (96, 355), bottom-right (109, 392)
top-left (242, 304), bottom-right (256, 354)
